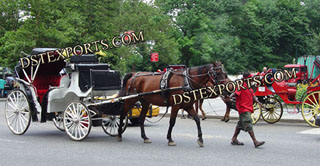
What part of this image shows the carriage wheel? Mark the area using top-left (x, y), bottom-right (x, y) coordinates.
top-left (102, 115), bottom-right (128, 137)
top-left (251, 103), bottom-right (261, 125)
top-left (63, 102), bottom-right (92, 141)
top-left (53, 112), bottom-right (65, 131)
top-left (5, 90), bottom-right (31, 135)
top-left (301, 91), bottom-right (320, 127)
top-left (261, 96), bottom-right (283, 124)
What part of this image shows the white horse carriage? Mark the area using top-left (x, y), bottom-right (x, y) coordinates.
top-left (5, 48), bottom-right (128, 141)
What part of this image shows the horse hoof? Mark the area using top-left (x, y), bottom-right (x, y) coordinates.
top-left (116, 136), bottom-right (122, 142)
top-left (144, 139), bottom-right (152, 143)
top-left (197, 139), bottom-right (204, 147)
top-left (220, 118), bottom-right (225, 121)
top-left (168, 141), bottom-right (176, 146)
top-left (224, 118), bottom-right (230, 123)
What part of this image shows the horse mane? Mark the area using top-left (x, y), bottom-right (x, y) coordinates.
top-left (189, 64), bottom-right (211, 75)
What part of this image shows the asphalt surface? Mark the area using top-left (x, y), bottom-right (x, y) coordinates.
top-left (160, 97), bottom-right (307, 123)
top-left (0, 100), bottom-right (319, 166)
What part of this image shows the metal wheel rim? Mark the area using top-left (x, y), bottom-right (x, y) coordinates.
top-left (301, 91), bottom-right (320, 127)
top-left (53, 113), bottom-right (65, 131)
top-left (102, 115), bottom-right (128, 137)
top-left (252, 103), bottom-right (261, 125)
top-left (5, 90), bottom-right (31, 135)
top-left (261, 96), bottom-right (283, 124)
top-left (63, 102), bottom-right (91, 141)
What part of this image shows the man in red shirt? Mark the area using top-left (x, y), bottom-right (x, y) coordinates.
top-left (230, 72), bottom-right (265, 148)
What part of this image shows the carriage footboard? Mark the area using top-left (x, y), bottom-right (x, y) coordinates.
top-left (88, 101), bottom-right (124, 115)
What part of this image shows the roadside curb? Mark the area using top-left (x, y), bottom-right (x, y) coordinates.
top-left (0, 98), bottom-right (306, 124)
top-left (158, 113), bottom-right (306, 124)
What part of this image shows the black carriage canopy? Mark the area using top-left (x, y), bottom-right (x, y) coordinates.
top-left (16, 48), bottom-right (66, 78)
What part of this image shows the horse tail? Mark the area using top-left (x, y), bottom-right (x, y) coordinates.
top-left (119, 72), bottom-right (133, 97)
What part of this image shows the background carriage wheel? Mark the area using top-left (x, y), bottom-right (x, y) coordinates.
top-left (5, 90), bottom-right (31, 135)
top-left (301, 91), bottom-right (320, 127)
top-left (53, 112), bottom-right (65, 131)
top-left (261, 96), bottom-right (283, 124)
top-left (63, 102), bottom-right (92, 141)
top-left (251, 103), bottom-right (261, 125)
top-left (102, 115), bottom-right (128, 137)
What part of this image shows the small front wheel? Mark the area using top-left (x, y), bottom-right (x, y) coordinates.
top-left (261, 96), bottom-right (283, 124)
top-left (102, 115), bottom-right (128, 137)
top-left (63, 102), bottom-right (91, 141)
top-left (251, 103), bottom-right (261, 125)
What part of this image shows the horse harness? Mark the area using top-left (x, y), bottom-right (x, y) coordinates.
top-left (127, 68), bottom-right (190, 103)
top-left (127, 65), bottom-right (220, 104)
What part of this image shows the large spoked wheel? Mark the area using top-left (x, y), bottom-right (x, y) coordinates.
top-left (5, 90), bottom-right (31, 135)
top-left (252, 103), bottom-right (261, 125)
top-left (261, 96), bottom-right (283, 124)
top-left (301, 91), bottom-right (320, 127)
top-left (63, 102), bottom-right (92, 141)
top-left (53, 112), bottom-right (65, 131)
top-left (102, 115), bottom-right (128, 137)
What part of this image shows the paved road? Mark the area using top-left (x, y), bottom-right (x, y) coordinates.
top-left (0, 101), bottom-right (319, 166)
top-left (160, 97), bottom-right (306, 122)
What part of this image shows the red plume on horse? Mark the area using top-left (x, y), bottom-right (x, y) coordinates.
top-left (117, 61), bottom-right (226, 147)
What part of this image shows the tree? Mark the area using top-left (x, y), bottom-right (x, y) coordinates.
top-left (110, 0), bottom-right (180, 72)
top-left (0, 0), bottom-right (120, 68)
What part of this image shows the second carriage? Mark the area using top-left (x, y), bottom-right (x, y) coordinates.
top-left (251, 59), bottom-right (320, 127)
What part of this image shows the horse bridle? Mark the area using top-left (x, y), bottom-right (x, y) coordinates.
top-left (181, 65), bottom-right (218, 89)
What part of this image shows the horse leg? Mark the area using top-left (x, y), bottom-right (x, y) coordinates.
top-left (199, 99), bottom-right (206, 120)
top-left (117, 99), bottom-right (137, 141)
top-left (167, 106), bottom-right (179, 146)
top-left (223, 105), bottom-right (231, 122)
top-left (139, 100), bottom-right (152, 143)
top-left (221, 97), bottom-right (231, 122)
top-left (117, 108), bottom-right (126, 142)
top-left (195, 100), bottom-right (199, 114)
top-left (186, 106), bottom-right (204, 147)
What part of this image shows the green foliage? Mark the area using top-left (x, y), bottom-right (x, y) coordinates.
top-left (296, 83), bottom-right (308, 101)
top-left (156, 0), bottom-right (320, 74)
top-left (0, 0), bottom-right (320, 75)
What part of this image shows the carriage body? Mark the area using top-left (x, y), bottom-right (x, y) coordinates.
top-left (5, 48), bottom-right (130, 140)
top-left (253, 59), bottom-right (320, 127)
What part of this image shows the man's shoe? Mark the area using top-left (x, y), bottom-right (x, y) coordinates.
top-left (254, 141), bottom-right (265, 148)
top-left (231, 140), bottom-right (244, 146)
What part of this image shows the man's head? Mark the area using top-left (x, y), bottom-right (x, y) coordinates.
top-left (263, 67), bottom-right (267, 73)
top-left (243, 71), bottom-right (253, 79)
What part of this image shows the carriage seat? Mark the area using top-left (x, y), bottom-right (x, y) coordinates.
top-left (32, 75), bottom-right (61, 104)
top-left (74, 64), bottom-right (110, 71)
top-left (288, 88), bottom-right (297, 101)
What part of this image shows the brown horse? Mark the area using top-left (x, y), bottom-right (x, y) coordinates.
top-left (117, 62), bottom-right (225, 147)
top-left (194, 63), bottom-right (234, 122)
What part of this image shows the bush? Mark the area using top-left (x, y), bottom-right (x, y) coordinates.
top-left (296, 84), bottom-right (308, 101)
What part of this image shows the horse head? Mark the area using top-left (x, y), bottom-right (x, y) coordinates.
top-left (209, 61), bottom-right (228, 85)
